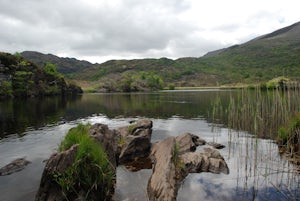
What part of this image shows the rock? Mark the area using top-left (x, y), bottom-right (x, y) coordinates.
top-left (180, 148), bottom-right (229, 175)
top-left (175, 133), bottom-right (206, 154)
top-left (35, 144), bottom-right (78, 201)
top-left (89, 123), bottom-right (118, 169)
top-left (207, 142), bottom-right (226, 149)
top-left (147, 134), bottom-right (229, 201)
top-left (0, 158), bottom-right (30, 176)
top-left (118, 119), bottom-right (153, 164)
top-left (148, 137), bottom-right (177, 201)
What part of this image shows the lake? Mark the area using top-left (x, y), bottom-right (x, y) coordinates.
top-left (0, 90), bottom-right (299, 201)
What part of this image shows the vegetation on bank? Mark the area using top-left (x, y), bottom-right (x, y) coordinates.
top-left (278, 112), bottom-right (300, 160)
top-left (56, 123), bottom-right (115, 200)
top-left (0, 52), bottom-right (82, 98)
top-left (210, 83), bottom-right (300, 162)
top-left (19, 22), bottom-right (300, 91)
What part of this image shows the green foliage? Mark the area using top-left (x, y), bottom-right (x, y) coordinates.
top-left (0, 81), bottom-right (13, 97)
top-left (12, 71), bottom-right (34, 96)
top-left (44, 62), bottom-right (63, 78)
top-left (277, 112), bottom-right (300, 156)
top-left (13, 52), bottom-right (22, 61)
top-left (19, 60), bottom-right (30, 67)
top-left (57, 123), bottom-right (115, 200)
top-left (168, 84), bottom-right (175, 90)
top-left (59, 123), bottom-right (91, 151)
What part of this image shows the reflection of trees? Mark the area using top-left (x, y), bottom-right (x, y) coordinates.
top-left (66, 91), bottom-right (233, 119)
top-left (0, 96), bottom-right (81, 138)
top-left (0, 91), bottom-right (234, 138)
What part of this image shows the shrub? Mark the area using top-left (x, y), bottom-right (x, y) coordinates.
top-left (0, 81), bottom-right (13, 97)
top-left (56, 123), bottom-right (115, 200)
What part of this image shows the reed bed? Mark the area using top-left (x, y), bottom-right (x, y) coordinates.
top-left (210, 86), bottom-right (300, 158)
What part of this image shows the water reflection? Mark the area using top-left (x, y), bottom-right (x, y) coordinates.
top-left (0, 90), bottom-right (232, 138)
top-left (178, 128), bottom-right (299, 201)
top-left (0, 91), bottom-right (299, 201)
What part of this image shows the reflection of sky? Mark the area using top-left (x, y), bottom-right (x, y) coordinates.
top-left (0, 115), bottom-right (299, 201)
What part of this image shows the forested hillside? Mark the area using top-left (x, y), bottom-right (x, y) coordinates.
top-left (21, 21), bottom-right (300, 92)
top-left (0, 52), bottom-right (82, 98)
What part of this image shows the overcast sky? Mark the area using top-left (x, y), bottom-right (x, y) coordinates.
top-left (0, 0), bottom-right (299, 63)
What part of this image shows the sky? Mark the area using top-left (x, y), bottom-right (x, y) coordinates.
top-left (0, 0), bottom-right (299, 63)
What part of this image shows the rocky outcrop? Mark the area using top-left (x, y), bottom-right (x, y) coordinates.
top-left (148, 137), bottom-right (178, 201)
top-left (147, 133), bottom-right (229, 201)
top-left (0, 158), bottom-right (30, 176)
top-left (35, 119), bottom-right (153, 201)
top-left (117, 119), bottom-right (152, 164)
top-left (89, 123), bottom-right (118, 169)
top-left (35, 144), bottom-right (78, 201)
top-left (35, 119), bottom-right (229, 201)
top-left (175, 133), bottom-right (206, 154)
top-left (180, 148), bottom-right (229, 175)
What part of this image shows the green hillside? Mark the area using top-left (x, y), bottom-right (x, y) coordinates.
top-left (21, 51), bottom-right (95, 75)
top-left (0, 52), bottom-right (82, 98)
top-left (21, 21), bottom-right (300, 91)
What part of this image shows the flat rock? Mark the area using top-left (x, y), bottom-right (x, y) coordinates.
top-left (0, 158), bottom-right (30, 176)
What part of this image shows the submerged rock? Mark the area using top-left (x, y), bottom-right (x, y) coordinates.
top-left (0, 158), bottom-right (30, 176)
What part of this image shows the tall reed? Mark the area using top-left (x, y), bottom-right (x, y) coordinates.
top-left (211, 86), bottom-right (300, 155)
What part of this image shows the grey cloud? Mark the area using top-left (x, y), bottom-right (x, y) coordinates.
top-left (0, 0), bottom-right (196, 58)
top-left (1, 0), bottom-right (295, 62)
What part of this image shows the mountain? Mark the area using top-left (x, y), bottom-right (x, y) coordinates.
top-left (0, 52), bottom-right (82, 97)
top-left (20, 21), bottom-right (300, 91)
top-left (21, 51), bottom-right (95, 75)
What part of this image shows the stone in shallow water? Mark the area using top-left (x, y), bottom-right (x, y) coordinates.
top-left (0, 158), bottom-right (30, 176)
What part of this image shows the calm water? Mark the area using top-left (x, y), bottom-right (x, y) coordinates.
top-left (0, 91), bottom-right (299, 201)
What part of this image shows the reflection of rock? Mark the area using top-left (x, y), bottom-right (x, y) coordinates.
top-left (35, 145), bottom-right (78, 201)
top-left (147, 133), bottom-right (229, 201)
top-left (0, 158), bottom-right (30, 176)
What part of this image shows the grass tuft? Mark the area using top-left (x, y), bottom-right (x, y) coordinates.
top-left (55, 123), bottom-right (115, 200)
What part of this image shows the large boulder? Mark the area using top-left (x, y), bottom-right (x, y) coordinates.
top-left (117, 119), bottom-right (153, 164)
top-left (35, 144), bottom-right (78, 201)
top-left (148, 137), bottom-right (177, 201)
top-left (89, 123), bottom-right (118, 169)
